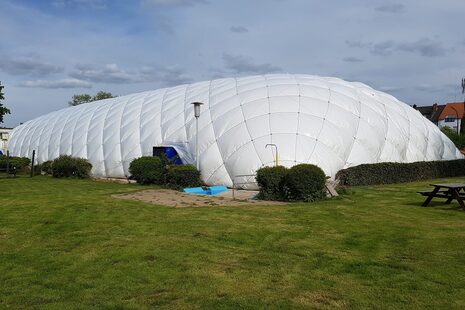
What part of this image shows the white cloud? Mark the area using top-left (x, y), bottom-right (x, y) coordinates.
top-left (1, 0), bottom-right (464, 127)
top-left (397, 38), bottom-right (447, 57)
top-left (52, 0), bottom-right (107, 9)
top-left (222, 53), bottom-right (282, 74)
top-left (69, 63), bottom-right (193, 86)
top-left (0, 56), bottom-right (63, 76)
top-left (375, 3), bottom-right (405, 13)
top-left (141, 0), bottom-right (207, 7)
top-left (70, 64), bottom-right (139, 84)
top-left (18, 78), bottom-right (92, 89)
top-left (230, 26), bottom-right (248, 33)
top-left (343, 57), bottom-right (364, 63)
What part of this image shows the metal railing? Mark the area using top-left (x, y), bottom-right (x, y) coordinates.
top-left (232, 174), bottom-right (257, 200)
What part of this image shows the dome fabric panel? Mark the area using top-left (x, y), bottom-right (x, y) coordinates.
top-left (7, 74), bottom-right (463, 187)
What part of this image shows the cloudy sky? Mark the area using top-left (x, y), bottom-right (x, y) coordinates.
top-left (1, 0), bottom-right (464, 127)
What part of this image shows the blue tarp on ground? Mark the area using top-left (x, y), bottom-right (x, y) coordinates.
top-left (183, 186), bottom-right (227, 196)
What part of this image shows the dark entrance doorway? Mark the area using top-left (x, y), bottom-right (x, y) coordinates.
top-left (153, 146), bottom-right (183, 165)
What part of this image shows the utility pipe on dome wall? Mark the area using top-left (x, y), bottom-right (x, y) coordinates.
top-left (265, 143), bottom-right (279, 167)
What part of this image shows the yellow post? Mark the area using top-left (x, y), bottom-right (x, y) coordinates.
top-left (265, 144), bottom-right (278, 167)
top-left (275, 149), bottom-right (278, 167)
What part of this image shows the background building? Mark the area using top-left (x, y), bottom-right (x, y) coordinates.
top-left (0, 128), bottom-right (12, 155)
top-left (414, 102), bottom-right (465, 133)
top-left (413, 103), bottom-right (445, 126)
top-left (437, 102), bottom-right (465, 133)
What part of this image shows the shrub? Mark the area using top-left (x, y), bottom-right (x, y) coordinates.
top-left (0, 155), bottom-right (31, 172)
top-left (336, 159), bottom-right (465, 186)
top-left (255, 166), bottom-right (288, 201)
top-left (285, 164), bottom-right (327, 202)
top-left (129, 156), bottom-right (165, 184)
top-left (33, 163), bottom-right (42, 175)
top-left (165, 164), bottom-right (202, 189)
top-left (51, 155), bottom-right (92, 178)
top-left (441, 126), bottom-right (465, 150)
top-left (40, 160), bottom-right (53, 175)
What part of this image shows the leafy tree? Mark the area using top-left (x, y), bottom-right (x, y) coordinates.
top-left (68, 94), bottom-right (93, 106)
top-left (0, 81), bottom-right (11, 124)
top-left (441, 126), bottom-right (465, 150)
top-left (93, 91), bottom-right (114, 101)
top-left (68, 91), bottom-right (116, 106)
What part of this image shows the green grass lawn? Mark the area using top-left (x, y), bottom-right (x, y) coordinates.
top-left (1, 175), bottom-right (465, 309)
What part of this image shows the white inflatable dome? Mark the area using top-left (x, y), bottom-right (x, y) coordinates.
top-left (8, 74), bottom-right (463, 186)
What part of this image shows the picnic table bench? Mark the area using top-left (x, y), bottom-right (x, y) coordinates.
top-left (418, 183), bottom-right (465, 210)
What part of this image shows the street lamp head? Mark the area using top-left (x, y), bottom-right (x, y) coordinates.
top-left (191, 102), bottom-right (204, 118)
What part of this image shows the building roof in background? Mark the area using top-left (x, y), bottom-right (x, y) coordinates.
top-left (413, 104), bottom-right (445, 123)
top-left (439, 102), bottom-right (465, 120)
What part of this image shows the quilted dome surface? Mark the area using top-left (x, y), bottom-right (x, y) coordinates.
top-left (7, 74), bottom-right (462, 186)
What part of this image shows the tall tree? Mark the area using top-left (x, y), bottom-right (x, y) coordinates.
top-left (0, 81), bottom-right (11, 124)
top-left (68, 91), bottom-right (116, 106)
top-left (68, 94), bottom-right (93, 106)
top-left (93, 91), bottom-right (114, 101)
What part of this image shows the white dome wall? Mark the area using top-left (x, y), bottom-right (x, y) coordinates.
top-left (7, 74), bottom-right (463, 186)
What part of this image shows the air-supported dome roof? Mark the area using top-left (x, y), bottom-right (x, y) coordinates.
top-left (8, 74), bottom-right (463, 187)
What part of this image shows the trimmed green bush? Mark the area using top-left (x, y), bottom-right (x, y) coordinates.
top-left (285, 164), bottom-right (326, 202)
top-left (336, 159), bottom-right (465, 186)
top-left (0, 155), bottom-right (31, 172)
top-left (51, 155), bottom-right (92, 178)
top-left (40, 160), bottom-right (53, 175)
top-left (165, 164), bottom-right (202, 189)
top-left (33, 163), bottom-right (42, 175)
top-left (129, 156), bottom-right (165, 184)
top-left (255, 166), bottom-right (288, 201)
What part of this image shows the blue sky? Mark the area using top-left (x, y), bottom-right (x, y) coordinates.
top-left (1, 0), bottom-right (464, 127)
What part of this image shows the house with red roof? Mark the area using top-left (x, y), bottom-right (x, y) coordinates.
top-left (437, 102), bottom-right (465, 133)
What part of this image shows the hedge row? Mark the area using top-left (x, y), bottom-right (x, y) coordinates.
top-left (0, 154), bottom-right (92, 178)
top-left (336, 159), bottom-right (465, 186)
top-left (50, 155), bottom-right (92, 178)
top-left (165, 165), bottom-right (203, 189)
top-left (129, 156), bottom-right (202, 189)
top-left (31, 156), bottom-right (91, 178)
top-left (256, 164), bottom-right (327, 202)
top-left (0, 155), bottom-right (31, 171)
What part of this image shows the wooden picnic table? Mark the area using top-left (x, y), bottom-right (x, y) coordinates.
top-left (418, 183), bottom-right (465, 210)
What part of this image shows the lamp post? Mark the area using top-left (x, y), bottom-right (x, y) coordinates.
top-left (460, 78), bottom-right (465, 134)
top-left (265, 143), bottom-right (278, 167)
top-left (191, 102), bottom-right (203, 170)
top-left (450, 106), bottom-right (460, 135)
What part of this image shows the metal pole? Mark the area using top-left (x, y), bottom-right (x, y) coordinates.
top-left (191, 102), bottom-right (203, 171)
top-left (456, 111), bottom-right (460, 135)
top-left (462, 78), bottom-right (465, 135)
top-left (232, 177), bottom-right (235, 200)
top-left (30, 150), bottom-right (35, 177)
top-left (265, 143), bottom-right (278, 167)
top-left (195, 116), bottom-right (199, 170)
top-left (6, 150), bottom-right (9, 174)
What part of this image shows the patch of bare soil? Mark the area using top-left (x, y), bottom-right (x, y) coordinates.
top-left (112, 189), bottom-right (286, 207)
